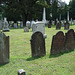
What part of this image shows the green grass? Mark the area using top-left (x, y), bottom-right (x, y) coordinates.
top-left (0, 25), bottom-right (75, 75)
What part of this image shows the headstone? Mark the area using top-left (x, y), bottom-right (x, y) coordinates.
top-left (64, 20), bottom-right (69, 30)
top-left (0, 20), bottom-right (2, 30)
top-left (56, 21), bottom-right (61, 29)
top-left (26, 21), bottom-right (31, 29)
top-left (30, 31), bottom-right (46, 57)
top-left (20, 21), bottom-right (23, 28)
top-left (24, 27), bottom-right (29, 32)
top-left (14, 23), bottom-right (17, 29)
top-left (2, 17), bottom-right (9, 32)
top-left (65, 29), bottom-right (75, 50)
top-left (0, 31), bottom-right (9, 64)
top-left (18, 69), bottom-right (26, 75)
top-left (71, 18), bottom-right (72, 25)
top-left (42, 7), bottom-right (46, 23)
top-left (73, 20), bottom-right (75, 24)
top-left (48, 19), bottom-right (52, 28)
top-left (50, 31), bottom-right (65, 54)
top-left (32, 21), bottom-right (45, 34)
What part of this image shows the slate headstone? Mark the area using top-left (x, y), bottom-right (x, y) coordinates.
top-left (30, 31), bottom-right (46, 57)
top-left (50, 31), bottom-right (65, 54)
top-left (65, 29), bottom-right (75, 50)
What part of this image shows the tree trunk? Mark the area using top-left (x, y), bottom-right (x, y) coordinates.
top-left (22, 12), bottom-right (27, 26)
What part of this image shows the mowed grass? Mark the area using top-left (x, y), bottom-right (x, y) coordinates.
top-left (0, 25), bottom-right (75, 75)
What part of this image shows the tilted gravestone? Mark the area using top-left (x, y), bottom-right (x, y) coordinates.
top-left (64, 20), bottom-right (69, 30)
top-left (30, 31), bottom-right (46, 57)
top-left (3, 18), bottom-right (9, 32)
top-left (26, 21), bottom-right (31, 29)
top-left (48, 19), bottom-right (52, 28)
top-left (56, 22), bottom-right (61, 29)
top-left (65, 29), bottom-right (75, 50)
top-left (50, 29), bottom-right (75, 55)
top-left (0, 31), bottom-right (9, 64)
top-left (50, 31), bottom-right (65, 54)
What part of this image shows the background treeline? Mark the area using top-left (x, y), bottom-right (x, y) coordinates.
top-left (0, 0), bottom-right (75, 26)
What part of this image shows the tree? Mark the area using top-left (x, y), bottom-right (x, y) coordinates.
top-left (69, 0), bottom-right (75, 19)
top-left (1, 0), bottom-right (50, 26)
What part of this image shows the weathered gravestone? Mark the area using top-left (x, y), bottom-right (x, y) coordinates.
top-left (0, 31), bottom-right (9, 64)
top-left (14, 23), bottom-right (17, 29)
top-left (73, 20), bottom-right (75, 24)
top-left (64, 20), bottom-right (69, 30)
top-left (3, 18), bottom-right (9, 32)
top-left (30, 31), bottom-right (46, 57)
top-left (56, 22), bottom-right (61, 29)
top-left (48, 19), bottom-right (52, 28)
top-left (50, 31), bottom-right (65, 54)
top-left (65, 29), bottom-right (75, 50)
top-left (32, 22), bottom-right (45, 34)
top-left (26, 21), bottom-right (31, 29)
top-left (20, 21), bottom-right (23, 28)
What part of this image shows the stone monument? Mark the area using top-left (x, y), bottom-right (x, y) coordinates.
top-left (2, 17), bottom-right (9, 32)
top-left (42, 7), bottom-right (46, 23)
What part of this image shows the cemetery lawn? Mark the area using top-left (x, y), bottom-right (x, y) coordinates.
top-left (0, 25), bottom-right (75, 75)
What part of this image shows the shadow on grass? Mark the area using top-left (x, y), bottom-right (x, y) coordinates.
top-left (26, 56), bottom-right (44, 61)
top-left (49, 49), bottom-right (74, 58)
top-left (0, 63), bottom-right (9, 67)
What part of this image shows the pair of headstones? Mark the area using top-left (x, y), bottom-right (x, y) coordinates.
top-left (0, 32), bottom-right (9, 64)
top-left (14, 21), bottom-right (23, 29)
top-left (51, 29), bottom-right (75, 54)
